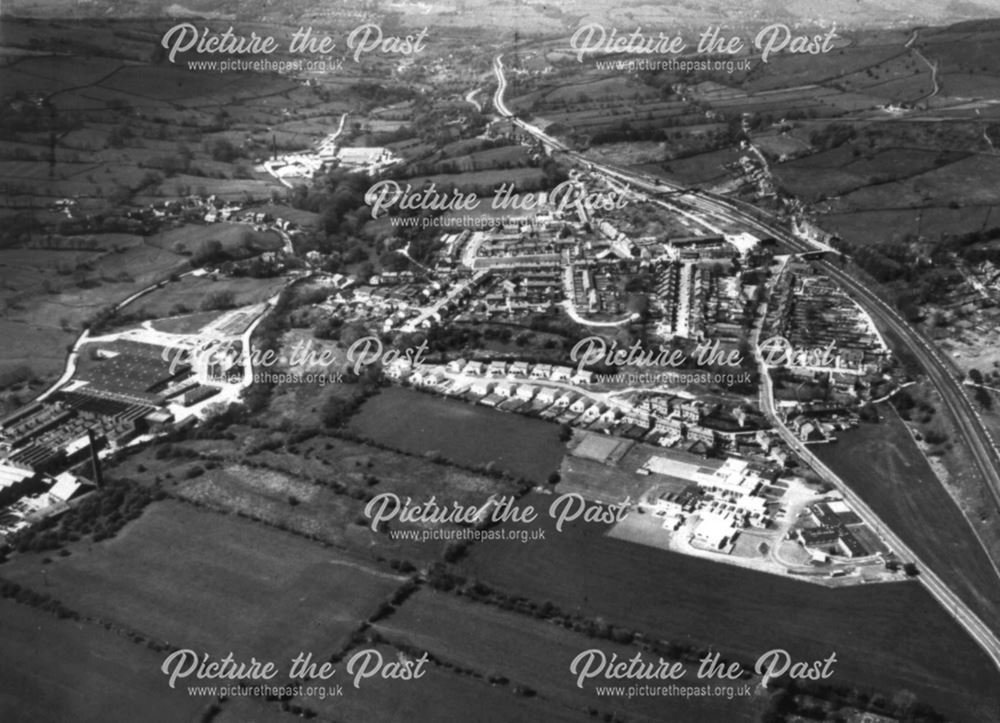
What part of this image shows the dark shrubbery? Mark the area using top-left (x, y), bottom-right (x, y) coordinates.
top-left (8, 479), bottom-right (161, 554)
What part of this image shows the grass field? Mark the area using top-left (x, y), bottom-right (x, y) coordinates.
top-left (828, 154), bottom-right (1000, 211)
top-left (170, 462), bottom-right (450, 566)
top-left (0, 600), bottom-right (209, 723)
top-left (0, 233), bottom-right (192, 389)
top-left (818, 208), bottom-right (927, 246)
top-left (457, 493), bottom-right (1000, 722)
top-left (0, 319), bottom-right (72, 383)
top-left (298, 642), bottom-right (595, 723)
top-left (147, 309), bottom-right (228, 334)
top-left (772, 146), bottom-right (968, 203)
top-left (110, 422), bottom-right (523, 565)
top-left (652, 147), bottom-right (741, 187)
top-left (2, 501), bottom-right (406, 662)
top-left (214, 697), bottom-right (306, 723)
top-left (147, 224), bottom-right (282, 256)
top-left (350, 387), bottom-right (567, 483)
top-left (121, 274), bottom-right (286, 320)
top-left (374, 588), bottom-right (756, 722)
top-left (176, 463), bottom-right (369, 535)
top-left (819, 204), bottom-right (998, 246)
top-left (401, 167), bottom-right (547, 195)
top-left (815, 406), bottom-right (1000, 635)
top-left (744, 43), bottom-right (911, 93)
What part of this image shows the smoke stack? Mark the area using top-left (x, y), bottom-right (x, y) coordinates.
top-left (87, 429), bottom-right (103, 489)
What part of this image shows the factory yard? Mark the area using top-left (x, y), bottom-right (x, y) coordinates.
top-left (533, 427), bottom-right (896, 584)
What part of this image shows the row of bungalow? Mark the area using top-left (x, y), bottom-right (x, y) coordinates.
top-left (430, 358), bottom-right (597, 385)
top-left (393, 363), bottom-right (621, 428)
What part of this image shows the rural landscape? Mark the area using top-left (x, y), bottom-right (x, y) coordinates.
top-left (4, 0), bottom-right (1000, 721)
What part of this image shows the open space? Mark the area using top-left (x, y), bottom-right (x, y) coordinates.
top-left (350, 387), bottom-right (567, 484)
top-left (0, 600), bottom-right (208, 723)
top-left (2, 501), bottom-right (406, 662)
top-left (299, 642), bottom-right (594, 723)
top-left (374, 588), bottom-right (755, 723)
top-left (459, 493), bottom-right (1000, 722)
top-left (815, 407), bottom-right (1000, 634)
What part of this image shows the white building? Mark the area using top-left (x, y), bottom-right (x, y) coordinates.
top-left (471, 380), bottom-right (494, 396)
top-left (537, 388), bottom-right (558, 405)
top-left (510, 361), bottom-right (530, 376)
top-left (516, 385), bottom-right (536, 401)
top-left (691, 512), bottom-right (738, 551)
top-left (462, 361), bottom-right (485, 376)
top-left (531, 364), bottom-right (553, 380)
top-left (554, 393), bottom-right (574, 408)
top-left (551, 365), bottom-right (573, 382)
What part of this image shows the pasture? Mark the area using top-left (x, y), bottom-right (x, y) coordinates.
top-left (350, 387), bottom-right (566, 483)
top-left (458, 493), bottom-right (1000, 722)
top-left (2, 501), bottom-right (407, 663)
top-left (375, 588), bottom-right (755, 722)
top-left (816, 407), bottom-right (1000, 636)
top-left (120, 274), bottom-right (286, 320)
top-left (0, 600), bottom-right (209, 723)
top-left (298, 642), bottom-right (594, 723)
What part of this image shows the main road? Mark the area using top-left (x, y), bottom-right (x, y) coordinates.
top-left (750, 264), bottom-right (1000, 671)
top-left (685, 192), bottom-right (1000, 531)
top-left (493, 51), bottom-right (1000, 562)
top-left (492, 54), bottom-right (1000, 671)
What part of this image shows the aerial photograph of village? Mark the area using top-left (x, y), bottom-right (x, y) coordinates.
top-left (3, 0), bottom-right (1000, 720)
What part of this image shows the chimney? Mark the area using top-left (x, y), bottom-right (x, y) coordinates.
top-left (87, 429), bottom-right (103, 489)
